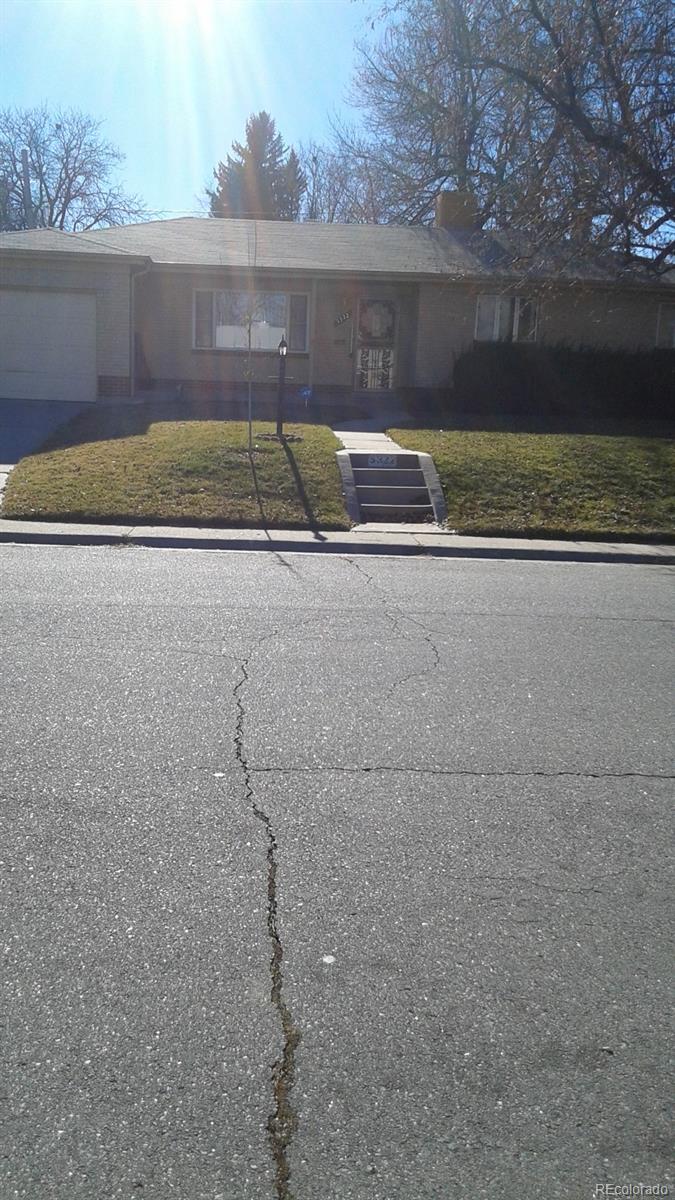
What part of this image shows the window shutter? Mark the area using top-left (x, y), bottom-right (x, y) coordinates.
top-left (497, 297), bottom-right (515, 342)
top-left (475, 295), bottom-right (497, 341)
top-left (515, 298), bottom-right (537, 342)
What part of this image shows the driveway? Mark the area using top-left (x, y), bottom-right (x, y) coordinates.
top-left (0, 398), bottom-right (88, 467)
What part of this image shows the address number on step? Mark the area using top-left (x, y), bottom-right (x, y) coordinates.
top-left (367, 454), bottom-right (397, 467)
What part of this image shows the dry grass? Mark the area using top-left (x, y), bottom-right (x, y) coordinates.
top-left (389, 427), bottom-right (674, 539)
top-left (2, 412), bottom-right (350, 530)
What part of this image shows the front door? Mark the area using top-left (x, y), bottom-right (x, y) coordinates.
top-left (355, 298), bottom-right (397, 390)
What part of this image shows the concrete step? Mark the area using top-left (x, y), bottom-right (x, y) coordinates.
top-left (355, 485), bottom-right (432, 506)
top-left (348, 452), bottom-right (421, 470)
top-left (334, 437), bottom-right (447, 525)
top-left (359, 503), bottom-right (434, 523)
top-left (352, 467), bottom-right (426, 487)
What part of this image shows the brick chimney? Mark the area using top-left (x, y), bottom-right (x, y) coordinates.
top-left (434, 190), bottom-right (478, 231)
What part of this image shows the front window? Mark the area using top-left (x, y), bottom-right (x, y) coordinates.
top-left (194, 290), bottom-right (308, 351)
top-left (475, 295), bottom-right (538, 343)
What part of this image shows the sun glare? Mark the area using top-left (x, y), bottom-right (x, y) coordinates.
top-left (163, 0), bottom-right (198, 30)
top-left (138, 0), bottom-right (217, 34)
top-left (124, 0), bottom-right (282, 217)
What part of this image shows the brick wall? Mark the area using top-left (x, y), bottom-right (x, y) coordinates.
top-left (135, 270), bottom-right (311, 388)
top-left (98, 375), bottom-right (131, 396)
top-left (135, 270), bottom-right (420, 393)
top-left (414, 282), bottom-right (477, 388)
top-left (414, 280), bottom-right (665, 389)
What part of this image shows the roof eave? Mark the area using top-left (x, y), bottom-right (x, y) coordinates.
top-left (1, 246), bottom-right (669, 291)
top-left (146, 258), bottom-right (672, 291)
top-left (0, 246), bottom-right (149, 267)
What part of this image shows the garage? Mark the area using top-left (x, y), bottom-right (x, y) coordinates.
top-left (0, 289), bottom-right (96, 403)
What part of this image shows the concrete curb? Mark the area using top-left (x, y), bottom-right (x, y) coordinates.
top-left (0, 519), bottom-right (673, 564)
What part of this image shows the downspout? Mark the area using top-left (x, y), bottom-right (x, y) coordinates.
top-left (129, 258), bottom-right (152, 398)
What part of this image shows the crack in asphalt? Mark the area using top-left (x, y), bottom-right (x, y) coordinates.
top-left (232, 642), bottom-right (300, 1200)
top-left (344, 556), bottom-right (404, 638)
top-left (247, 766), bottom-right (672, 780)
top-left (345, 557), bottom-right (674, 633)
top-left (386, 621), bottom-right (442, 701)
top-left (346, 556), bottom-right (443, 699)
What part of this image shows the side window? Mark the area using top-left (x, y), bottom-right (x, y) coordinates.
top-left (475, 294), bottom-right (538, 342)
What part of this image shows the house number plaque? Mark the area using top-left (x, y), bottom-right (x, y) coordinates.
top-left (367, 454), bottom-right (397, 468)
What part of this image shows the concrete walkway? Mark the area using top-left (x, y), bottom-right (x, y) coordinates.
top-left (0, 515), bottom-right (672, 564)
top-left (333, 429), bottom-right (406, 454)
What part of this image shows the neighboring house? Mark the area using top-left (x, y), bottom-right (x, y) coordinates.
top-left (0, 192), bottom-right (673, 407)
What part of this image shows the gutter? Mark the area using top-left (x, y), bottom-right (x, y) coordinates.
top-left (145, 259), bottom-right (674, 295)
top-left (0, 246), bottom-right (148, 267)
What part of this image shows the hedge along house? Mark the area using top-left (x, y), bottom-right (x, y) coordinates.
top-left (0, 192), bottom-right (673, 409)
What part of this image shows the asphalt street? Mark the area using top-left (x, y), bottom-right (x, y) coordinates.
top-left (0, 545), bottom-right (673, 1200)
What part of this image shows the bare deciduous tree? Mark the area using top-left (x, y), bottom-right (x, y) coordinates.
top-left (299, 138), bottom-right (395, 223)
top-left (0, 105), bottom-right (148, 232)
top-left (475, 0), bottom-right (675, 266)
top-left (334, 0), bottom-right (674, 268)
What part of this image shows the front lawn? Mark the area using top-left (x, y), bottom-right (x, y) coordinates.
top-left (2, 410), bottom-right (350, 529)
top-left (389, 428), bottom-right (674, 539)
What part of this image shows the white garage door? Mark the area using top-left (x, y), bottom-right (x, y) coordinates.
top-left (0, 289), bottom-right (96, 402)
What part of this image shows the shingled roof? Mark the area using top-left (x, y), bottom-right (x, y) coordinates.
top-left (0, 226), bottom-right (138, 257)
top-left (1, 217), bottom-right (670, 287)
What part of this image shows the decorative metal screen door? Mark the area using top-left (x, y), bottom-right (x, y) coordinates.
top-left (355, 299), bottom-right (397, 390)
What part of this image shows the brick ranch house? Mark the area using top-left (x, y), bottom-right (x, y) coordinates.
top-left (0, 192), bottom-right (673, 409)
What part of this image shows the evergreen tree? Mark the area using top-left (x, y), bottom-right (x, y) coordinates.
top-left (276, 148), bottom-right (306, 221)
top-left (208, 112), bottom-right (306, 221)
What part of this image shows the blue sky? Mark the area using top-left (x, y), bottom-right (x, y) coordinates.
top-left (0, 0), bottom-right (373, 218)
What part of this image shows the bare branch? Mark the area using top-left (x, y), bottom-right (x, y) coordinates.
top-left (321, 0), bottom-right (673, 270)
top-left (0, 104), bottom-right (148, 231)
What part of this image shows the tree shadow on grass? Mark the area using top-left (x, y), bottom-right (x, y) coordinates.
top-left (249, 454), bottom-right (269, 531)
top-left (250, 439), bottom-right (327, 539)
top-left (282, 440), bottom-right (327, 541)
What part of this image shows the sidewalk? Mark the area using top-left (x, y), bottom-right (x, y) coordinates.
top-left (0, 515), bottom-right (672, 564)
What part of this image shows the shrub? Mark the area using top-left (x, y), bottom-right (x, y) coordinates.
top-left (451, 344), bottom-right (675, 422)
